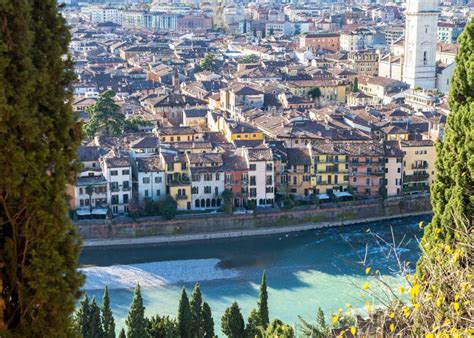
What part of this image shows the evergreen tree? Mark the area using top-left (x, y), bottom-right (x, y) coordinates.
top-left (257, 272), bottom-right (269, 328)
top-left (77, 294), bottom-right (92, 338)
top-left (146, 315), bottom-right (179, 338)
top-left (308, 87), bottom-right (322, 106)
top-left (201, 302), bottom-right (215, 338)
top-left (420, 18), bottom-right (474, 252)
top-left (263, 319), bottom-right (294, 338)
top-left (245, 308), bottom-right (261, 338)
top-left (126, 284), bottom-right (147, 338)
top-left (221, 301), bottom-right (245, 338)
top-left (118, 328), bottom-right (126, 338)
top-left (0, 0), bottom-right (84, 335)
top-left (102, 286), bottom-right (116, 338)
top-left (83, 90), bottom-right (150, 138)
top-left (90, 297), bottom-right (105, 338)
top-left (190, 283), bottom-right (203, 337)
top-left (352, 77), bottom-right (359, 92)
top-left (199, 54), bottom-right (217, 72)
top-left (177, 288), bottom-right (192, 338)
top-left (298, 307), bottom-right (329, 338)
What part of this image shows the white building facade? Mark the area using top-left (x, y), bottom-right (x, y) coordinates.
top-left (403, 0), bottom-right (438, 89)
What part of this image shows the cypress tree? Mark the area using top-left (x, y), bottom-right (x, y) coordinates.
top-left (77, 294), bottom-right (92, 338)
top-left (118, 328), bottom-right (126, 338)
top-left (102, 286), bottom-right (116, 338)
top-left (221, 301), bottom-right (245, 338)
top-left (0, 0), bottom-right (83, 335)
top-left (90, 297), bottom-right (105, 338)
top-left (352, 77), bottom-right (359, 92)
top-left (126, 284), bottom-right (147, 338)
top-left (201, 302), bottom-right (215, 338)
top-left (257, 272), bottom-right (269, 328)
top-left (418, 18), bottom-right (474, 269)
top-left (190, 283), bottom-right (203, 337)
top-left (177, 288), bottom-right (192, 338)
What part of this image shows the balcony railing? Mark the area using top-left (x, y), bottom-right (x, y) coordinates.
top-left (412, 163), bottom-right (428, 169)
top-left (404, 173), bottom-right (429, 183)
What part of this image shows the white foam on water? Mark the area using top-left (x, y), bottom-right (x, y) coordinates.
top-left (81, 258), bottom-right (239, 290)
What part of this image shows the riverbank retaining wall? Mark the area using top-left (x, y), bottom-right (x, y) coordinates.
top-left (76, 196), bottom-right (432, 240)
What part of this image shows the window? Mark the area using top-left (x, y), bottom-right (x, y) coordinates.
top-left (79, 187), bottom-right (83, 194)
top-left (192, 186), bottom-right (199, 194)
top-left (110, 182), bottom-right (119, 191)
top-left (250, 176), bottom-right (256, 186)
top-left (249, 164), bottom-right (256, 171)
top-left (155, 176), bottom-right (162, 184)
top-left (80, 199), bottom-right (84, 207)
top-left (156, 190), bottom-right (161, 196)
top-left (423, 51), bottom-right (427, 66)
top-left (143, 177), bottom-right (150, 184)
top-left (216, 172), bottom-right (220, 180)
top-left (111, 170), bottom-right (118, 176)
top-left (123, 194), bottom-right (129, 204)
top-left (204, 186), bottom-right (211, 194)
top-left (122, 169), bottom-right (130, 175)
top-left (266, 175), bottom-right (273, 185)
top-left (144, 190), bottom-right (149, 197)
top-left (123, 181), bottom-right (130, 190)
top-left (266, 186), bottom-right (273, 193)
top-left (250, 188), bottom-right (257, 197)
top-left (266, 163), bottom-right (273, 171)
top-left (111, 195), bottom-right (119, 205)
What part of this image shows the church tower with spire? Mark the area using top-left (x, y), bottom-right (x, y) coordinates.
top-left (403, 0), bottom-right (439, 89)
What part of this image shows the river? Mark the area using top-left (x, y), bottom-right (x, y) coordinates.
top-left (79, 215), bottom-right (429, 335)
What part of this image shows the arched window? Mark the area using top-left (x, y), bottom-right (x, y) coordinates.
top-left (211, 199), bottom-right (216, 207)
top-left (201, 199), bottom-right (205, 208)
top-left (195, 199), bottom-right (200, 208)
top-left (206, 199), bottom-right (211, 207)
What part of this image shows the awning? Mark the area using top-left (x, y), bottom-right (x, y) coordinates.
top-left (317, 193), bottom-right (329, 200)
top-left (335, 191), bottom-right (353, 198)
top-left (91, 208), bottom-right (108, 215)
top-left (76, 209), bottom-right (91, 216)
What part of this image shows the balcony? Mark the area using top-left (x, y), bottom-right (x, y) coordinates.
top-left (122, 186), bottom-right (131, 192)
top-left (316, 180), bottom-right (328, 185)
top-left (372, 170), bottom-right (385, 176)
top-left (412, 162), bottom-right (428, 169)
top-left (404, 172), bottom-right (429, 183)
top-left (168, 179), bottom-right (191, 187)
top-left (110, 187), bottom-right (120, 192)
top-left (176, 194), bottom-right (188, 200)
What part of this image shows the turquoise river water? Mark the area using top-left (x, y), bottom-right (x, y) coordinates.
top-left (79, 215), bottom-right (430, 335)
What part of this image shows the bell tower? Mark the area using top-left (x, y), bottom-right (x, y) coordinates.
top-left (403, 0), bottom-right (438, 89)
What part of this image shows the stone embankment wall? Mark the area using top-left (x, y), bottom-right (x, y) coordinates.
top-left (76, 196), bottom-right (432, 240)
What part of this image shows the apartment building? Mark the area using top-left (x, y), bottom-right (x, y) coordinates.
top-left (400, 140), bottom-right (436, 195)
top-left (101, 152), bottom-right (132, 216)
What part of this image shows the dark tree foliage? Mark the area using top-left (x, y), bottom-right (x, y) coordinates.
top-left (159, 197), bottom-right (177, 220)
top-left (421, 18), bottom-right (474, 251)
top-left (126, 284), bottom-right (147, 338)
top-left (102, 286), bottom-right (116, 338)
top-left (201, 302), bottom-right (215, 338)
top-left (190, 283), bottom-right (203, 337)
top-left (83, 90), bottom-right (151, 138)
top-left (245, 308), bottom-right (262, 338)
top-left (257, 272), bottom-right (269, 328)
top-left (0, 0), bottom-right (84, 335)
top-left (221, 189), bottom-right (234, 214)
top-left (177, 288), bottom-right (192, 338)
top-left (90, 297), bottom-right (105, 338)
top-left (118, 328), bottom-right (126, 338)
top-left (146, 315), bottom-right (179, 338)
top-left (77, 294), bottom-right (92, 338)
top-left (352, 77), bottom-right (359, 92)
top-left (221, 301), bottom-right (245, 338)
